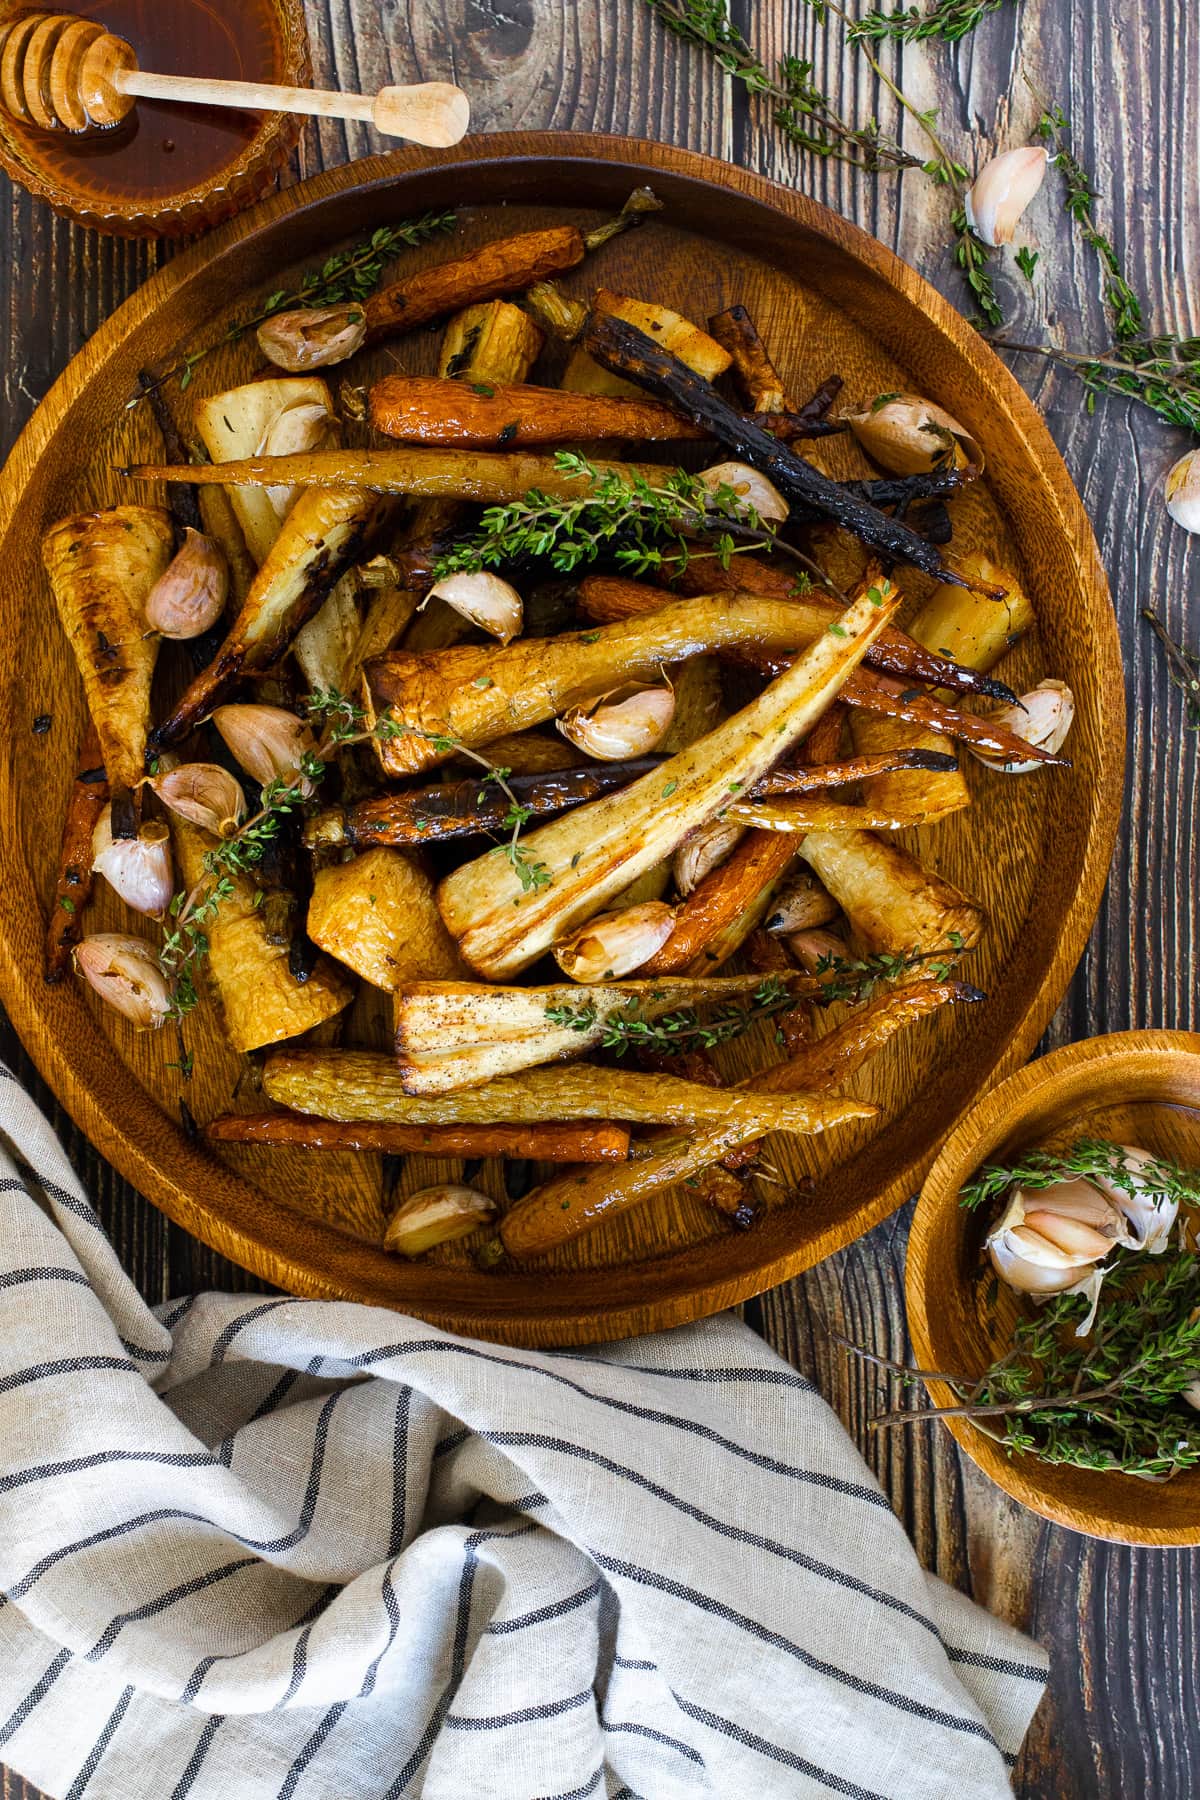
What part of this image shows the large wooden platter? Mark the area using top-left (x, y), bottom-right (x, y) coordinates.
top-left (0, 134), bottom-right (1124, 1346)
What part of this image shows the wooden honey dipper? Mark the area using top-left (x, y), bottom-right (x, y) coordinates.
top-left (0, 11), bottom-right (470, 145)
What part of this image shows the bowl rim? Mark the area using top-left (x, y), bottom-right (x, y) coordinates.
top-left (0, 130), bottom-right (1127, 1345)
top-left (907, 1028), bottom-right (1200, 1544)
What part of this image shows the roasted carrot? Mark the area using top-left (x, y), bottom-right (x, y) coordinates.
top-left (364, 225), bottom-right (587, 342)
top-left (205, 1112), bottom-right (631, 1161)
top-left (747, 979), bottom-right (985, 1094)
top-left (45, 721), bottom-right (108, 984)
top-left (707, 303), bottom-right (792, 411)
top-left (638, 830), bottom-right (798, 976)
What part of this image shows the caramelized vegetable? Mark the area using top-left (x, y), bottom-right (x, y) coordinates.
top-left (364, 225), bottom-right (587, 342)
top-left (639, 831), bottom-right (798, 976)
top-left (307, 847), bottom-right (466, 988)
top-left (41, 505), bottom-right (174, 834)
top-left (154, 488), bottom-right (383, 745)
top-left (45, 721), bottom-right (108, 982)
top-left (206, 1112), bottom-right (630, 1161)
top-left (748, 978), bottom-right (985, 1093)
top-left (263, 1049), bottom-right (876, 1133)
top-left (798, 827), bottom-right (986, 957)
top-left (193, 377), bottom-right (334, 564)
top-left (437, 581), bottom-right (901, 979)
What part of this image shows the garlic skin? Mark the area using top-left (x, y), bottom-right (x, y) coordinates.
top-left (553, 901), bottom-right (676, 982)
top-left (385, 1184), bottom-right (497, 1257)
top-left (964, 146), bottom-right (1048, 247)
top-left (844, 393), bottom-right (982, 476)
top-left (558, 685), bottom-right (676, 761)
top-left (74, 934), bottom-right (172, 1031)
top-left (765, 870), bottom-right (840, 935)
top-left (212, 705), bottom-right (319, 794)
top-left (698, 461), bottom-right (789, 524)
top-left (255, 400), bottom-right (337, 520)
top-left (786, 927), bottom-right (847, 974)
top-left (423, 571), bottom-right (523, 644)
top-left (256, 304), bottom-right (368, 373)
top-left (144, 529), bottom-right (228, 639)
top-left (673, 817), bottom-right (746, 897)
top-left (1085, 1144), bottom-right (1180, 1254)
top-left (91, 808), bottom-right (174, 918)
top-left (968, 679), bottom-right (1075, 774)
top-left (150, 764), bottom-right (247, 839)
top-left (1165, 449), bottom-right (1200, 535)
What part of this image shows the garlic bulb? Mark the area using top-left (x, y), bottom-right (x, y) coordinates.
top-left (256, 304), bottom-right (368, 372)
top-left (968, 679), bottom-right (1075, 774)
top-left (212, 704), bottom-right (319, 793)
top-left (553, 901), bottom-right (676, 982)
top-left (91, 808), bottom-right (174, 917)
top-left (844, 393), bottom-right (982, 476)
top-left (786, 927), bottom-right (847, 974)
top-left (74, 933), bottom-right (171, 1030)
top-left (144, 529), bottom-right (228, 638)
top-left (423, 571), bottom-right (523, 644)
top-left (964, 146), bottom-right (1048, 248)
top-left (1165, 449), bottom-right (1200, 535)
top-left (1085, 1144), bottom-right (1180, 1254)
top-left (255, 400), bottom-right (336, 520)
top-left (385, 1184), bottom-right (497, 1257)
top-left (150, 764), bottom-right (247, 839)
top-left (558, 685), bottom-right (676, 760)
top-left (986, 1180), bottom-right (1127, 1333)
top-left (765, 871), bottom-right (840, 935)
top-left (673, 817), bottom-right (745, 897)
top-left (698, 461), bottom-right (789, 524)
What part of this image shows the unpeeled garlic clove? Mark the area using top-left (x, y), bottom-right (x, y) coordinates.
top-left (150, 764), bottom-right (247, 839)
top-left (673, 817), bottom-right (746, 897)
top-left (423, 571), bottom-right (523, 644)
top-left (91, 807), bottom-right (174, 917)
top-left (968, 678), bottom-right (1075, 774)
top-left (144, 529), bottom-right (228, 638)
top-left (553, 901), bottom-right (676, 981)
top-left (964, 145), bottom-right (1048, 247)
top-left (986, 1180), bottom-right (1124, 1323)
top-left (385, 1183), bottom-right (497, 1257)
top-left (786, 927), bottom-right (847, 973)
top-left (1165, 449), bottom-right (1200, 535)
top-left (74, 933), bottom-right (172, 1030)
top-left (844, 393), bottom-right (983, 476)
top-left (698, 461), bottom-right (789, 524)
top-left (765, 870), bottom-right (840, 935)
top-left (255, 400), bottom-right (337, 520)
top-left (558, 685), bottom-right (676, 760)
top-left (1086, 1143), bottom-right (1180, 1254)
top-left (212, 704), bottom-right (319, 794)
top-left (256, 304), bottom-right (368, 372)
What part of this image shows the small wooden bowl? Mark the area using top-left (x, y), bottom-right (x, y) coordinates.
top-left (0, 0), bottom-right (310, 237)
top-left (907, 1030), bottom-right (1200, 1544)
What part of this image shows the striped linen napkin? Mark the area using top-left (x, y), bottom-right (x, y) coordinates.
top-left (0, 1064), bottom-right (1047, 1799)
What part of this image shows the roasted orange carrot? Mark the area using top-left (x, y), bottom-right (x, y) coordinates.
top-left (364, 226), bottom-right (586, 342)
top-left (747, 979), bottom-right (985, 1094)
top-left (205, 1112), bottom-right (631, 1161)
top-left (45, 720), bottom-right (108, 984)
top-left (638, 830), bottom-right (798, 976)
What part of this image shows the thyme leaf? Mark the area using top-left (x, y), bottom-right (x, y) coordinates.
top-left (958, 1136), bottom-right (1200, 1213)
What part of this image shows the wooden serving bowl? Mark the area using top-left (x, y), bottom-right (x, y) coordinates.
top-left (907, 1031), bottom-right (1200, 1544)
top-left (0, 0), bottom-right (309, 236)
top-left (0, 135), bottom-right (1125, 1345)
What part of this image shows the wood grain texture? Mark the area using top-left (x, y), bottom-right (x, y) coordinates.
top-left (0, 2), bottom-right (1196, 1797)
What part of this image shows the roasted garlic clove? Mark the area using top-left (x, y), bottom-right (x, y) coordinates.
top-left (844, 393), bottom-right (982, 476)
top-left (553, 901), bottom-right (676, 981)
top-left (144, 528), bottom-right (228, 638)
top-left (212, 704), bottom-right (319, 793)
top-left (149, 764), bottom-right (247, 839)
top-left (385, 1183), bottom-right (497, 1257)
top-left (257, 304), bottom-right (368, 373)
top-left (968, 679), bottom-right (1075, 774)
top-left (558, 685), bottom-right (676, 761)
top-left (91, 808), bottom-right (174, 918)
top-left (698, 460), bottom-right (789, 523)
top-left (423, 571), bottom-right (524, 644)
top-left (74, 933), bottom-right (172, 1029)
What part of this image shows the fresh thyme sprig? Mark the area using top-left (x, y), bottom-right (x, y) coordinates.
top-left (1036, 105), bottom-right (1142, 342)
top-left (640, 0), bottom-right (919, 171)
top-left (850, 0), bottom-right (1017, 44)
top-left (546, 974), bottom-right (800, 1057)
top-left (431, 451), bottom-right (787, 581)
top-left (1142, 610), bottom-right (1200, 728)
top-left (958, 1136), bottom-right (1200, 1214)
top-left (130, 214), bottom-right (456, 407)
top-left (811, 938), bottom-right (964, 1001)
top-left (859, 1249), bottom-right (1200, 1478)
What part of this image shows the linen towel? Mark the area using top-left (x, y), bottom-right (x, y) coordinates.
top-left (0, 1065), bottom-right (1047, 1800)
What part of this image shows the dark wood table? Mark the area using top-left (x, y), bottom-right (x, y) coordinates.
top-left (1, 3), bottom-right (1195, 1795)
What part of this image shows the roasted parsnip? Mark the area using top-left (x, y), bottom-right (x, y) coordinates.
top-left (41, 505), bottom-right (174, 833)
top-left (155, 488), bottom-right (383, 744)
top-left (263, 1048), bottom-right (875, 1133)
top-left (172, 817), bottom-right (352, 1052)
top-left (307, 847), bottom-right (467, 989)
top-left (193, 377), bottom-right (335, 564)
top-left (45, 721), bottom-right (108, 982)
top-left (748, 978), bottom-right (985, 1093)
top-left (206, 1112), bottom-right (630, 1161)
top-left (798, 827), bottom-right (986, 957)
top-left (437, 579), bottom-right (900, 979)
